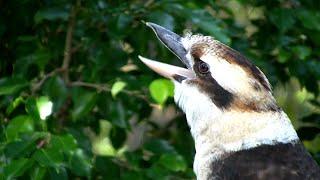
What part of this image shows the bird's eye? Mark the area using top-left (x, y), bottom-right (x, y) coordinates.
top-left (198, 61), bottom-right (209, 74)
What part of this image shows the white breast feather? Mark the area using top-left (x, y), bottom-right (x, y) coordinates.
top-left (173, 80), bottom-right (299, 180)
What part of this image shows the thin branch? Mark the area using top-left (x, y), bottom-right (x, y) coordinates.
top-left (31, 68), bottom-right (64, 94)
top-left (62, 3), bottom-right (78, 83)
top-left (71, 81), bottom-right (111, 92)
top-left (70, 81), bottom-right (150, 103)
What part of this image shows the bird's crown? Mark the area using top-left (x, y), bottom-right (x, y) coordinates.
top-left (140, 22), bottom-right (277, 113)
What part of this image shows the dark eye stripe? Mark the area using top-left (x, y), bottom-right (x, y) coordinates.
top-left (191, 57), bottom-right (233, 109)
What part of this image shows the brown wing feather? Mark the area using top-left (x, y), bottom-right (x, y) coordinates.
top-left (210, 142), bottom-right (320, 180)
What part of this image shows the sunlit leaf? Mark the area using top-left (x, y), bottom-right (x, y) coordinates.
top-left (36, 96), bottom-right (53, 120)
top-left (111, 81), bottom-right (126, 98)
top-left (149, 79), bottom-right (174, 104)
top-left (6, 96), bottom-right (24, 115)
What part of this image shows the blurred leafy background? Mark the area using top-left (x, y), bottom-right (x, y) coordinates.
top-left (0, 0), bottom-right (320, 179)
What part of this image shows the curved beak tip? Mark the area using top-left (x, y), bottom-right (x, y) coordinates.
top-left (145, 22), bottom-right (152, 27)
top-left (139, 22), bottom-right (194, 81)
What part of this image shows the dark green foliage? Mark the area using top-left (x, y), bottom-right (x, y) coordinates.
top-left (0, 0), bottom-right (319, 179)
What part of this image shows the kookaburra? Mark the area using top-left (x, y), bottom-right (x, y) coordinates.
top-left (139, 22), bottom-right (320, 179)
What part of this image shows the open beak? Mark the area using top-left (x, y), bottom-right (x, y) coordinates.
top-left (138, 22), bottom-right (194, 81)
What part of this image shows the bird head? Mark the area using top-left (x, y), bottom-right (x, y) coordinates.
top-left (139, 22), bottom-right (278, 120)
top-left (139, 22), bottom-right (299, 178)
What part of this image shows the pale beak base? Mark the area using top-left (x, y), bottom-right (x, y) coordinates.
top-left (139, 55), bottom-right (195, 81)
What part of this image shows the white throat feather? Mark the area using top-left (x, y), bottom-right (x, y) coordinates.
top-left (174, 81), bottom-right (299, 179)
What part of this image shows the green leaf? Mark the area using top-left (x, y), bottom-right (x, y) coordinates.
top-left (36, 96), bottom-right (53, 120)
top-left (6, 115), bottom-right (34, 141)
top-left (17, 35), bottom-right (37, 42)
top-left (117, 14), bottom-right (133, 31)
top-left (195, 19), bottom-right (231, 45)
top-left (34, 8), bottom-right (69, 24)
top-left (190, 10), bottom-right (231, 44)
top-left (4, 132), bottom-right (48, 158)
top-left (33, 148), bottom-right (63, 168)
top-left (121, 171), bottom-right (144, 180)
top-left (68, 149), bottom-right (92, 177)
top-left (95, 156), bottom-right (120, 178)
top-left (164, 4), bottom-right (230, 43)
top-left (163, 80), bottom-right (174, 97)
top-left (53, 134), bottom-right (77, 152)
top-left (144, 139), bottom-right (176, 154)
top-left (146, 164), bottom-right (170, 180)
top-left (26, 97), bottom-right (41, 121)
top-left (4, 158), bottom-right (33, 179)
top-left (6, 96), bottom-right (24, 115)
top-left (149, 79), bottom-right (174, 104)
top-left (30, 167), bottom-right (47, 180)
top-left (111, 81), bottom-right (127, 98)
top-left (269, 8), bottom-right (295, 33)
top-left (0, 77), bottom-right (28, 96)
top-left (49, 167), bottom-right (68, 180)
top-left (297, 9), bottom-right (320, 31)
top-left (159, 153), bottom-right (187, 172)
top-left (43, 76), bottom-right (68, 111)
top-left (277, 49), bottom-right (291, 63)
top-left (292, 46), bottom-right (311, 60)
top-left (148, 11), bottom-right (175, 31)
top-left (109, 100), bottom-right (128, 128)
top-left (71, 90), bottom-right (97, 120)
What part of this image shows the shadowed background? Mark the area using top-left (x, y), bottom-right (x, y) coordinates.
top-left (0, 0), bottom-right (319, 179)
